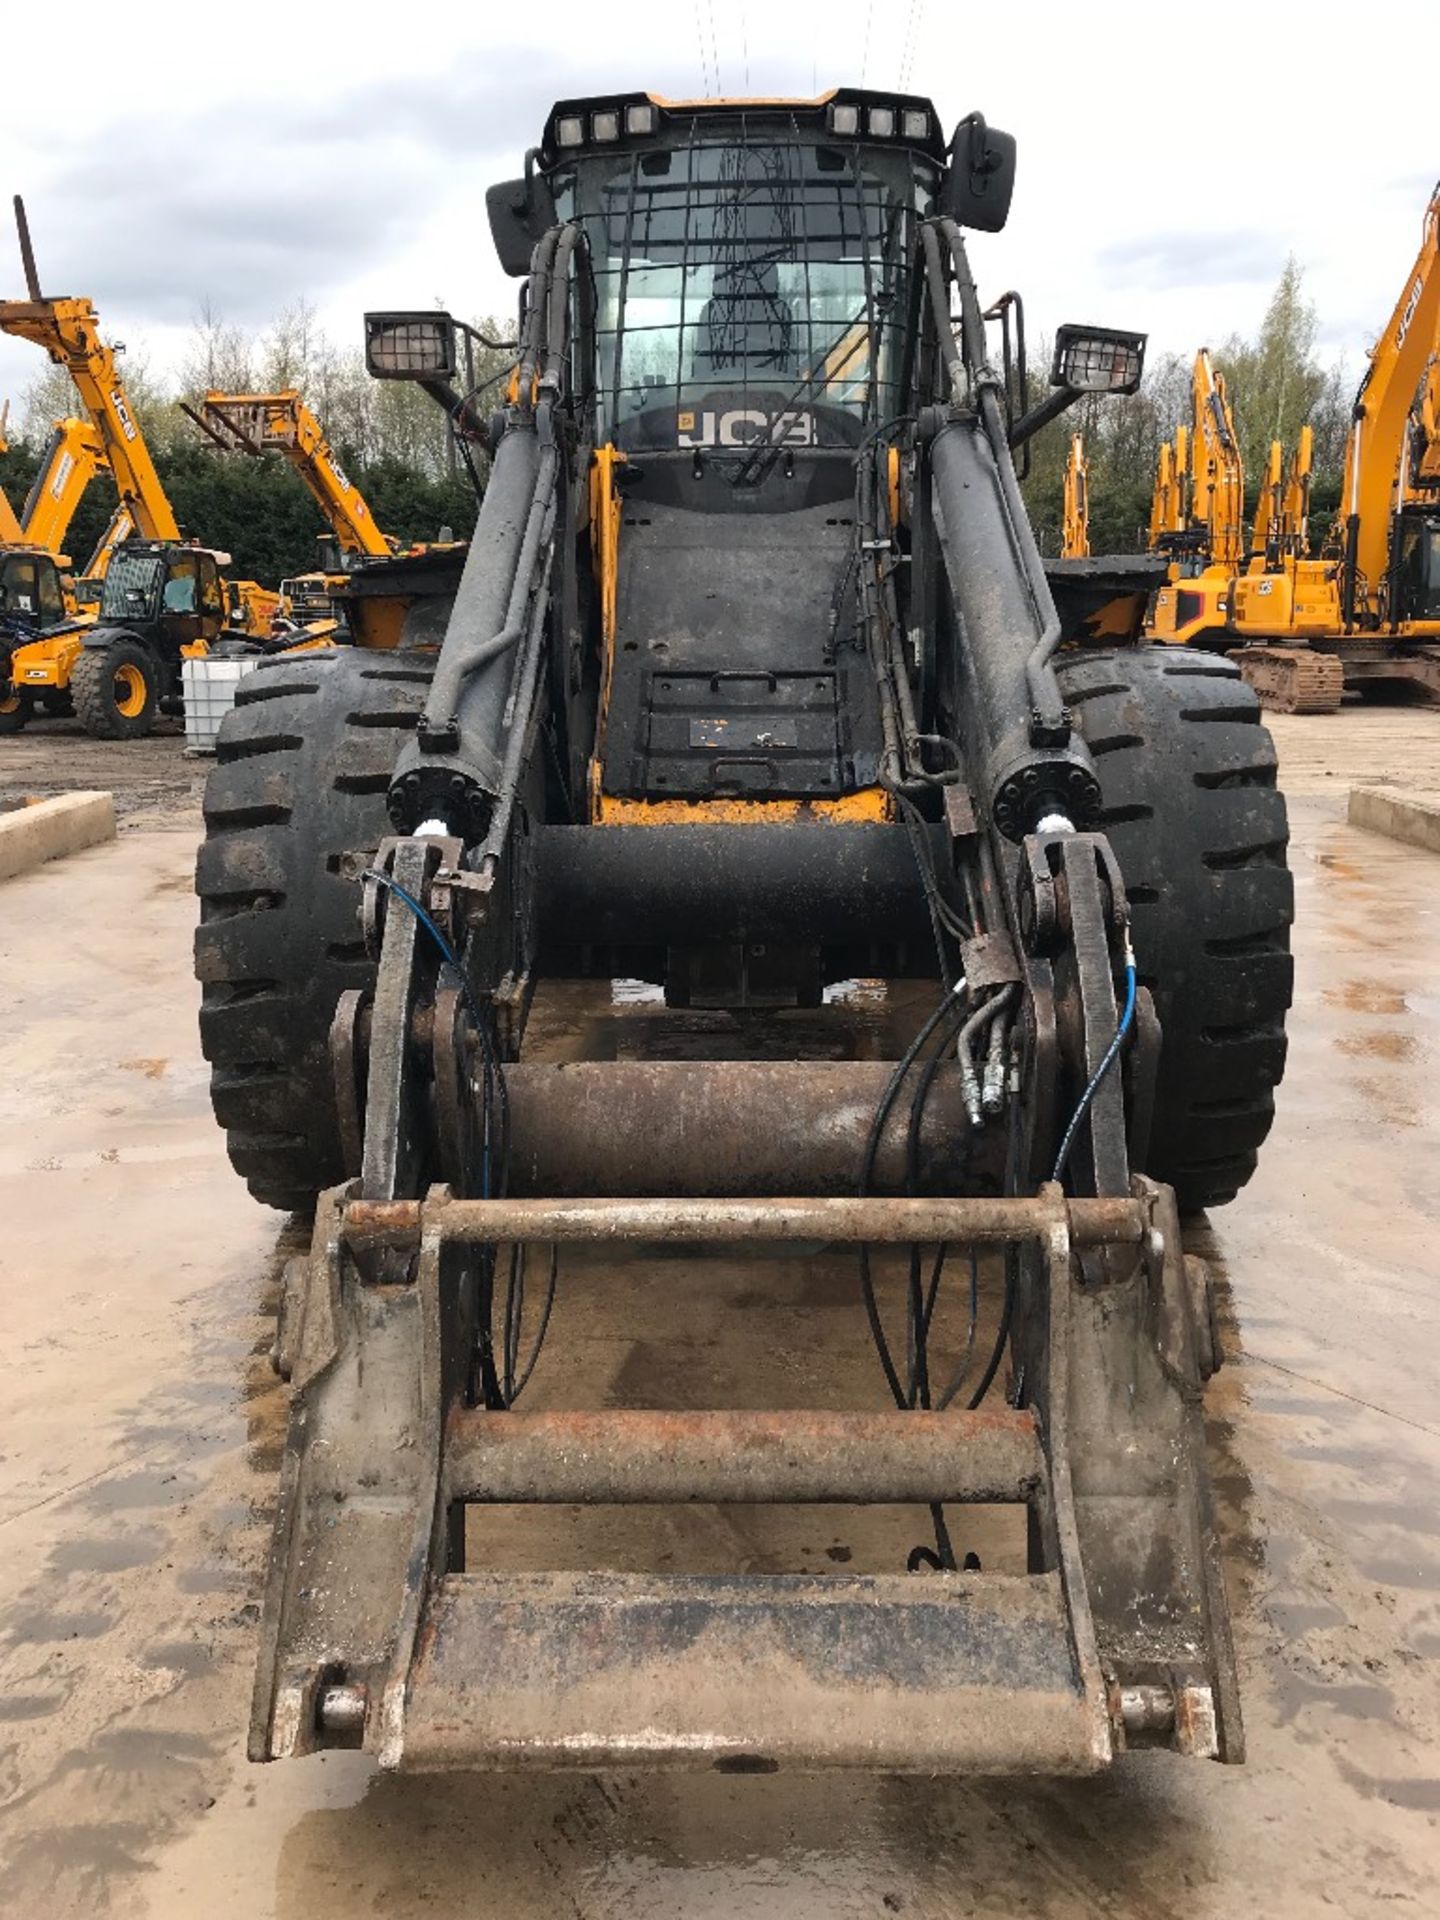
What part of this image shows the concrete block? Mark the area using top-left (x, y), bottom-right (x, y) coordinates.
top-left (0, 791), bottom-right (117, 882)
top-left (1348, 785), bottom-right (1440, 856)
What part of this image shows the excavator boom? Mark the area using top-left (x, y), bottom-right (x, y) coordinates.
top-left (1337, 183), bottom-right (1440, 625)
top-left (1061, 431), bottom-right (1090, 558)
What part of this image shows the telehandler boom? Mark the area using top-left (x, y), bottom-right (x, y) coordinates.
top-left (199, 88), bottom-right (1290, 1777)
top-left (0, 199), bottom-right (277, 736)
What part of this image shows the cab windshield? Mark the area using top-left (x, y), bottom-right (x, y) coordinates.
top-left (553, 129), bottom-right (928, 453)
top-left (101, 550), bottom-right (162, 621)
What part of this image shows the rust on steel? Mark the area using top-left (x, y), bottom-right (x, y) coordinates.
top-left (445, 1407), bottom-right (1043, 1506)
top-left (497, 1060), bottom-right (977, 1196)
top-left (344, 1192), bottom-right (1146, 1247)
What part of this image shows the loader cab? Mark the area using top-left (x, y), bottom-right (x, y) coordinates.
top-left (99, 542), bottom-right (227, 649)
top-left (537, 91), bottom-right (948, 476)
top-left (0, 549), bottom-right (68, 633)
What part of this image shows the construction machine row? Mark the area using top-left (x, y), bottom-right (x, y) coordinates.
top-left (1066, 182), bottom-right (1440, 712)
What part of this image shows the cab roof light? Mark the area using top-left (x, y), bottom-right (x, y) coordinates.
top-left (827, 102), bottom-right (860, 136)
top-left (592, 109), bottom-right (621, 143)
top-left (625, 102), bottom-right (657, 136)
top-left (901, 108), bottom-right (930, 141)
top-left (868, 106), bottom-right (896, 137)
top-left (556, 115), bottom-right (585, 148)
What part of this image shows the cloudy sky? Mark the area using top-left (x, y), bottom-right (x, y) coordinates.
top-left (1, 0), bottom-right (1434, 413)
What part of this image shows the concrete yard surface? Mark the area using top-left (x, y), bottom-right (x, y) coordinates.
top-left (2, 714), bottom-right (1440, 1917)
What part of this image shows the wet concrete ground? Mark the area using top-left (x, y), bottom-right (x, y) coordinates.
top-left (3, 713), bottom-right (1440, 1916)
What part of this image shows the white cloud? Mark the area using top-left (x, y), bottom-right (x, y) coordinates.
top-left (0, 0), bottom-right (1434, 410)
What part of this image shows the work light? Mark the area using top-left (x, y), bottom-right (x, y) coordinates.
top-left (556, 115), bottom-right (585, 148)
top-left (1052, 325), bottom-right (1146, 395)
top-left (364, 313), bottom-right (458, 381)
top-left (592, 110), bottom-right (621, 143)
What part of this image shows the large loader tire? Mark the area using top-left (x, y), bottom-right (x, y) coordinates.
top-left (1056, 647), bottom-right (1293, 1211)
top-left (72, 638), bottom-right (160, 739)
top-left (195, 649), bottom-right (434, 1211)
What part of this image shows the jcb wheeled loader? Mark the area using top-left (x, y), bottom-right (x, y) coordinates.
top-left (198, 89), bottom-right (1292, 1774)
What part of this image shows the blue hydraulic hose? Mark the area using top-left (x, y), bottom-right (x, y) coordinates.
top-left (1051, 950), bottom-right (1139, 1186)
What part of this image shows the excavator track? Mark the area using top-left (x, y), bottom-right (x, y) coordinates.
top-left (1233, 647), bottom-right (1345, 715)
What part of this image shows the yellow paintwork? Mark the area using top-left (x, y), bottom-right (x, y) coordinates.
top-left (1061, 433), bottom-right (1089, 559)
top-left (113, 661), bottom-right (147, 717)
top-left (0, 296), bottom-right (180, 544)
top-left (1145, 351), bottom-right (1247, 577)
top-left (227, 580), bottom-right (281, 637)
top-left (82, 503), bottom-right (135, 585)
top-left (1188, 350), bottom-right (1245, 572)
top-left (6, 627), bottom-right (86, 690)
top-left (20, 417), bottom-right (108, 558)
top-left (646, 90), bottom-right (838, 110)
top-left (1147, 569), bottom-right (1232, 646)
top-left (1335, 184), bottom-right (1440, 632)
top-left (1250, 441), bottom-right (1283, 563)
top-left (587, 444), bottom-right (629, 816)
top-left (595, 790), bottom-right (893, 825)
top-left (202, 391), bottom-right (393, 560)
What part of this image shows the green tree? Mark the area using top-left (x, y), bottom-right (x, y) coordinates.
top-left (1215, 260), bottom-right (1327, 482)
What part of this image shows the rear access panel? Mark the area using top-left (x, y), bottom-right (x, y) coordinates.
top-left (639, 667), bottom-right (845, 796)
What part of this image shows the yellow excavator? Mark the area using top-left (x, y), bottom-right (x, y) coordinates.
top-left (1145, 349), bottom-right (1245, 647)
top-left (1060, 431), bottom-right (1089, 558)
top-left (1147, 183), bottom-right (1440, 712)
top-left (0, 197), bottom-right (278, 736)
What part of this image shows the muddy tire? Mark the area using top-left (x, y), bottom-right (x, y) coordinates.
top-left (195, 649), bottom-right (434, 1211)
top-left (1057, 647), bottom-right (1293, 1211)
top-left (72, 638), bottom-right (160, 739)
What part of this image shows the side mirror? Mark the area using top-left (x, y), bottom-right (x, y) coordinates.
top-left (1052, 325), bottom-right (1146, 395)
top-left (364, 312), bottom-right (458, 381)
top-left (940, 113), bottom-right (1016, 233)
top-left (486, 166), bottom-right (558, 277)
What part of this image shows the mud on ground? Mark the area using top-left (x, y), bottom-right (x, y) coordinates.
top-left (0, 715), bottom-right (204, 830)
